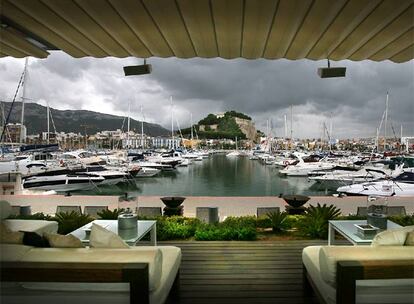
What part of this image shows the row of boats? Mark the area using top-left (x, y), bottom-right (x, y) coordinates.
top-left (0, 149), bottom-right (213, 193)
top-left (246, 151), bottom-right (414, 197)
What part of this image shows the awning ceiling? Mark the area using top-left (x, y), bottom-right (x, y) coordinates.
top-left (0, 0), bottom-right (413, 62)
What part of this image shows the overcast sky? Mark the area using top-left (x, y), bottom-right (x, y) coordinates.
top-left (0, 51), bottom-right (412, 139)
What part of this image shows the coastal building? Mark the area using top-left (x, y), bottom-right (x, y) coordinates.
top-left (151, 136), bottom-right (181, 149)
top-left (2, 123), bottom-right (26, 144)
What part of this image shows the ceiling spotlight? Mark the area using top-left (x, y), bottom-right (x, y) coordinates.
top-left (317, 59), bottom-right (346, 78)
top-left (123, 59), bottom-right (152, 76)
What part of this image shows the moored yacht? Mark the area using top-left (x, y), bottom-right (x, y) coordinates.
top-left (337, 170), bottom-right (414, 197)
top-left (23, 174), bottom-right (105, 192)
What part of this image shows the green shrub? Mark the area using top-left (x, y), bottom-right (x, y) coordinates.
top-left (97, 208), bottom-right (125, 219)
top-left (299, 204), bottom-right (341, 239)
top-left (156, 216), bottom-right (201, 241)
top-left (339, 215), bottom-right (366, 220)
top-left (222, 216), bottom-right (256, 228)
top-left (53, 211), bottom-right (93, 234)
top-left (267, 211), bottom-right (288, 232)
top-left (194, 225), bottom-right (256, 241)
top-left (388, 215), bottom-right (414, 226)
top-left (7, 212), bottom-right (53, 221)
top-left (256, 216), bottom-right (272, 228)
top-left (284, 215), bottom-right (305, 230)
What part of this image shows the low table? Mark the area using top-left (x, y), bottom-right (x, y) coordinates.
top-left (71, 219), bottom-right (157, 246)
top-left (328, 220), bottom-right (401, 246)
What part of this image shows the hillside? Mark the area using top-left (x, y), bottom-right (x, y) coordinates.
top-left (182, 111), bottom-right (255, 140)
top-left (1, 102), bottom-right (169, 136)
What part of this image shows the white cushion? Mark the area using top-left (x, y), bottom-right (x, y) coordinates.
top-left (319, 246), bottom-right (414, 287)
top-left (372, 226), bottom-right (414, 246)
top-left (302, 246), bottom-right (336, 304)
top-left (0, 200), bottom-right (12, 220)
top-left (4, 219), bottom-right (58, 234)
top-left (89, 223), bottom-right (129, 248)
top-left (405, 231), bottom-right (414, 246)
top-left (44, 233), bottom-right (84, 248)
top-left (0, 222), bottom-right (24, 244)
top-left (0, 244), bottom-right (33, 262)
top-left (21, 246), bottom-right (164, 291)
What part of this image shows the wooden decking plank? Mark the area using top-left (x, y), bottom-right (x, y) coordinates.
top-left (162, 240), bottom-right (322, 304)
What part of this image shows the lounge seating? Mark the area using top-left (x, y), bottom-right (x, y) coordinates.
top-left (302, 227), bottom-right (414, 304)
top-left (356, 206), bottom-right (407, 216)
top-left (196, 207), bottom-right (219, 224)
top-left (84, 206), bottom-right (108, 218)
top-left (257, 207), bottom-right (280, 217)
top-left (56, 205), bottom-right (82, 215)
top-left (138, 207), bottom-right (162, 218)
top-left (0, 201), bottom-right (181, 304)
top-left (0, 245), bottom-right (181, 304)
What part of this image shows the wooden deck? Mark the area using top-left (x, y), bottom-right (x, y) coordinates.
top-left (163, 240), bottom-right (324, 304)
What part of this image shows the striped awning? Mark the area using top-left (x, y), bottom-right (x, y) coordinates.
top-left (0, 0), bottom-right (413, 62)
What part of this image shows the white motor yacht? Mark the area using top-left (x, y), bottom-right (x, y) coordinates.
top-left (337, 171), bottom-right (414, 197)
top-left (226, 151), bottom-right (240, 157)
top-left (279, 154), bottom-right (335, 176)
top-left (22, 174), bottom-right (105, 192)
top-left (136, 167), bottom-right (160, 177)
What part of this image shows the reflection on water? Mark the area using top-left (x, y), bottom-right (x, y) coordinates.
top-left (79, 154), bottom-right (333, 196)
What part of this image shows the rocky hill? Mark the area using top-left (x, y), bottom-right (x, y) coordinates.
top-left (1, 102), bottom-right (169, 136)
top-left (182, 111), bottom-right (256, 141)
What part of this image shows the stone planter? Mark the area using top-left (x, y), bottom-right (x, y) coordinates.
top-left (283, 195), bottom-right (310, 215)
top-left (161, 197), bottom-right (186, 216)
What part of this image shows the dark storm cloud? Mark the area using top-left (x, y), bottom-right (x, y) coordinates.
top-left (0, 51), bottom-right (412, 138)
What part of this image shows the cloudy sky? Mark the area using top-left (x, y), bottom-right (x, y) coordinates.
top-left (0, 51), bottom-right (412, 139)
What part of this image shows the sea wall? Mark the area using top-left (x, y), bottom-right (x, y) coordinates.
top-left (3, 195), bottom-right (413, 219)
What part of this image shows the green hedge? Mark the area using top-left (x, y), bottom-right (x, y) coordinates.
top-left (7, 211), bottom-right (414, 241)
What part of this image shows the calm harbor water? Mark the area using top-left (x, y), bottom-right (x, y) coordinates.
top-left (80, 154), bottom-right (332, 197)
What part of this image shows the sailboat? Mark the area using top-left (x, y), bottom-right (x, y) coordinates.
top-left (226, 137), bottom-right (240, 157)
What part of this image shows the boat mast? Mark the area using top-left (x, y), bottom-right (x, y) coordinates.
top-left (171, 96), bottom-right (174, 149)
top-left (284, 114), bottom-right (288, 150)
top-left (140, 105), bottom-right (144, 149)
top-left (20, 58), bottom-right (28, 143)
top-left (290, 105), bottom-right (293, 150)
top-left (384, 92), bottom-right (388, 151)
top-left (46, 101), bottom-right (50, 144)
top-left (127, 99), bottom-right (131, 149)
top-left (190, 112), bottom-right (194, 149)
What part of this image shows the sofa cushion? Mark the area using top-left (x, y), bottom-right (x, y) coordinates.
top-left (44, 233), bottom-right (84, 248)
top-left (0, 244), bottom-right (33, 262)
top-left (4, 219), bottom-right (59, 234)
top-left (405, 231), bottom-right (414, 246)
top-left (22, 232), bottom-right (50, 248)
top-left (371, 226), bottom-right (414, 246)
top-left (20, 246), bottom-right (163, 291)
top-left (0, 222), bottom-right (24, 244)
top-left (89, 223), bottom-right (129, 248)
top-left (319, 246), bottom-right (414, 287)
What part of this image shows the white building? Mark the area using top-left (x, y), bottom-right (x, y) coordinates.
top-left (151, 137), bottom-right (181, 149)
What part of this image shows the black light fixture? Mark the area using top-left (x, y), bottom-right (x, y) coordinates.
top-left (317, 59), bottom-right (346, 78)
top-left (123, 59), bottom-right (152, 76)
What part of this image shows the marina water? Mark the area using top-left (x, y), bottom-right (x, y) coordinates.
top-left (78, 154), bottom-right (332, 197)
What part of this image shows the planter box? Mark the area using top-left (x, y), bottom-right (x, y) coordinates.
top-left (355, 224), bottom-right (379, 239)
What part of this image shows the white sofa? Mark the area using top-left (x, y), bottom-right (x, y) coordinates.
top-left (0, 201), bottom-right (181, 304)
top-left (303, 225), bottom-right (414, 304)
top-left (1, 244), bottom-right (181, 304)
